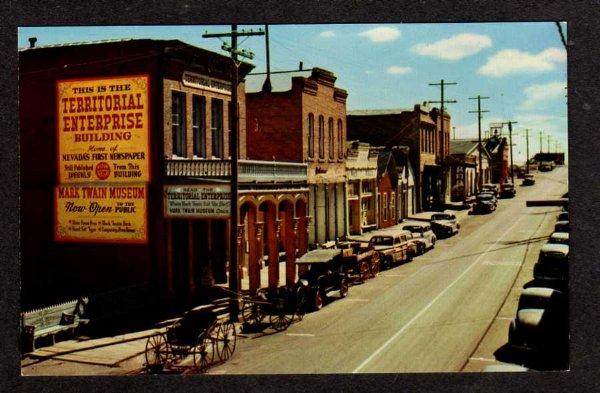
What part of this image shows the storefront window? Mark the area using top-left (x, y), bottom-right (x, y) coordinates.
top-left (192, 95), bottom-right (206, 158)
top-left (171, 91), bottom-right (186, 157)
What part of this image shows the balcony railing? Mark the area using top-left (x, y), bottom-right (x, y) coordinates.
top-left (165, 159), bottom-right (308, 183)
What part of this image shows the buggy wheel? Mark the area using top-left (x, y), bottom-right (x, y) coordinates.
top-left (144, 333), bottom-right (169, 370)
top-left (359, 261), bottom-right (370, 283)
top-left (270, 311), bottom-right (293, 331)
top-left (314, 290), bottom-right (324, 311)
top-left (295, 286), bottom-right (308, 320)
top-left (192, 334), bottom-right (214, 373)
top-left (241, 302), bottom-right (264, 326)
top-left (339, 278), bottom-right (349, 298)
top-left (370, 252), bottom-right (380, 277)
top-left (215, 322), bottom-right (237, 362)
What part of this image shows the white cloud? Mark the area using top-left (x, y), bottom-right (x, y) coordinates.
top-left (358, 26), bottom-right (400, 43)
top-left (520, 81), bottom-right (567, 110)
top-left (387, 65), bottom-right (412, 75)
top-left (478, 47), bottom-right (566, 77)
top-left (320, 30), bottom-right (335, 38)
top-left (410, 33), bottom-right (492, 60)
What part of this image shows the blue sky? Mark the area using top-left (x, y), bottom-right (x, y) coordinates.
top-left (18, 23), bottom-right (568, 164)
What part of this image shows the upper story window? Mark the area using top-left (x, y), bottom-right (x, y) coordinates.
top-left (328, 117), bottom-right (334, 160)
top-left (171, 91), bottom-right (186, 157)
top-left (211, 98), bottom-right (224, 158)
top-left (337, 119), bottom-right (344, 159)
top-left (308, 113), bottom-right (315, 158)
top-left (192, 95), bottom-right (206, 158)
top-left (318, 115), bottom-right (325, 159)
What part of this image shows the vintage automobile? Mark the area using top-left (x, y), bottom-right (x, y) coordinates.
top-left (522, 174), bottom-right (535, 186)
top-left (539, 161), bottom-right (554, 171)
top-left (554, 220), bottom-right (569, 233)
top-left (337, 241), bottom-right (381, 281)
top-left (295, 249), bottom-right (350, 310)
top-left (508, 287), bottom-right (568, 355)
top-left (557, 211), bottom-right (569, 222)
top-left (499, 182), bottom-right (516, 198)
top-left (473, 193), bottom-right (497, 214)
top-left (533, 243), bottom-right (569, 282)
top-left (481, 183), bottom-right (499, 197)
top-left (430, 212), bottom-right (460, 238)
top-left (548, 232), bottom-right (569, 246)
top-left (399, 222), bottom-right (436, 255)
top-left (368, 230), bottom-right (413, 270)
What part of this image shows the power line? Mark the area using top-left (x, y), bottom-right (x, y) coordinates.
top-left (555, 22), bottom-right (567, 49)
top-left (468, 95), bottom-right (490, 190)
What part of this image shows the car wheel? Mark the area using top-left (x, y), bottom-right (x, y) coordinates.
top-left (339, 279), bottom-right (349, 298)
top-left (382, 257), bottom-right (391, 270)
top-left (314, 290), bottom-right (324, 311)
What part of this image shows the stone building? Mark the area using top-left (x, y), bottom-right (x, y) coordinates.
top-left (246, 68), bottom-right (348, 246)
top-left (19, 38), bottom-right (308, 310)
top-left (347, 104), bottom-right (451, 212)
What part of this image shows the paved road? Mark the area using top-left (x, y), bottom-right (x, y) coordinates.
top-left (209, 167), bottom-right (568, 374)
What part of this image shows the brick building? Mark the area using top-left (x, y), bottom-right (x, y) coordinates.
top-left (485, 128), bottom-right (509, 184)
top-left (19, 38), bottom-right (308, 310)
top-left (246, 68), bottom-right (348, 246)
top-left (347, 104), bottom-right (451, 212)
top-left (375, 149), bottom-right (399, 229)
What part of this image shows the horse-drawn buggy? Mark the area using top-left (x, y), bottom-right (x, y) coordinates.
top-left (240, 286), bottom-right (308, 331)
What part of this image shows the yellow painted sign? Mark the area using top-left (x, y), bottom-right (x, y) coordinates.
top-left (55, 184), bottom-right (147, 243)
top-left (57, 75), bottom-right (150, 183)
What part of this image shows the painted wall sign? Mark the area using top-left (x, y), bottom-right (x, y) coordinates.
top-left (55, 184), bottom-right (147, 243)
top-left (182, 71), bottom-right (232, 95)
top-left (164, 185), bottom-right (231, 218)
top-left (57, 75), bottom-right (150, 183)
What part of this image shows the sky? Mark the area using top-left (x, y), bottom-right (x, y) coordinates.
top-left (18, 23), bottom-right (568, 164)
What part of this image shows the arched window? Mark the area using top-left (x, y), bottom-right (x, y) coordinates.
top-left (337, 119), bottom-right (344, 159)
top-left (308, 113), bottom-right (314, 158)
top-left (328, 117), bottom-right (334, 160)
top-left (318, 115), bottom-right (325, 159)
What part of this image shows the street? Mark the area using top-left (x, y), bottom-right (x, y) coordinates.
top-left (207, 167), bottom-right (568, 374)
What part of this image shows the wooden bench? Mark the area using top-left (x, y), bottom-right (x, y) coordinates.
top-left (21, 297), bottom-right (89, 352)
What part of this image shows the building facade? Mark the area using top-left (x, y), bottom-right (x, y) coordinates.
top-left (447, 139), bottom-right (492, 202)
top-left (375, 150), bottom-right (399, 229)
top-left (19, 39), bottom-right (308, 310)
top-left (347, 104), bottom-right (451, 212)
top-left (246, 68), bottom-right (348, 246)
top-left (346, 141), bottom-right (378, 235)
top-left (485, 130), bottom-right (509, 184)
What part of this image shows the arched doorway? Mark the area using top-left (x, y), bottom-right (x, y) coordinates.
top-left (258, 199), bottom-right (278, 290)
top-left (278, 198), bottom-right (295, 287)
top-left (239, 199), bottom-right (260, 294)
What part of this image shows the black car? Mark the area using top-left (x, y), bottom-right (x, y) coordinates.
top-left (500, 183), bottom-right (516, 198)
top-left (522, 174), bottom-right (535, 186)
top-left (473, 193), bottom-right (497, 214)
top-left (295, 249), bottom-right (349, 310)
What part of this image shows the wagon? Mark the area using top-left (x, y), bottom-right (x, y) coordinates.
top-left (337, 241), bottom-right (380, 282)
top-left (144, 299), bottom-right (236, 373)
top-left (240, 286), bottom-right (307, 331)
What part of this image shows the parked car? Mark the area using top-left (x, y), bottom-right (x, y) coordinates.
top-left (533, 243), bottom-right (569, 282)
top-left (557, 211), bottom-right (569, 222)
top-left (522, 174), bottom-right (535, 186)
top-left (482, 183), bottom-right (499, 197)
top-left (473, 193), bottom-right (497, 214)
top-left (508, 287), bottom-right (568, 355)
top-left (430, 212), bottom-right (460, 238)
top-left (295, 249), bottom-right (350, 310)
top-left (554, 220), bottom-right (569, 233)
top-left (539, 161), bottom-right (554, 171)
top-left (368, 230), bottom-right (413, 270)
top-left (548, 232), bottom-right (569, 245)
top-left (500, 182), bottom-right (516, 198)
top-left (399, 222), bottom-right (437, 255)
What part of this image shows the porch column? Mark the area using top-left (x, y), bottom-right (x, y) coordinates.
top-left (266, 216), bottom-right (279, 290)
top-left (252, 222), bottom-right (264, 293)
top-left (236, 224), bottom-right (245, 283)
top-left (287, 217), bottom-right (299, 287)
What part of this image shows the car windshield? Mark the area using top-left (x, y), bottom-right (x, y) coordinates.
top-left (370, 236), bottom-right (393, 246)
top-left (539, 252), bottom-right (568, 264)
top-left (549, 236), bottom-right (569, 245)
top-left (502, 184), bottom-right (514, 189)
top-left (432, 214), bottom-right (451, 220)
top-left (477, 194), bottom-right (493, 201)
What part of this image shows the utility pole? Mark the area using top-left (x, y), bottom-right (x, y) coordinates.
top-left (428, 80), bottom-right (457, 207)
top-left (547, 135), bottom-right (552, 153)
top-left (468, 95), bottom-right (490, 190)
top-left (499, 121), bottom-right (518, 184)
top-left (262, 24), bottom-right (272, 92)
top-left (539, 131), bottom-right (544, 154)
top-left (453, 126), bottom-right (456, 140)
top-left (525, 129), bottom-right (530, 174)
top-left (203, 25), bottom-right (264, 321)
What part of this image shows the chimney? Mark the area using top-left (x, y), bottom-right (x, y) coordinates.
top-left (28, 37), bottom-right (37, 48)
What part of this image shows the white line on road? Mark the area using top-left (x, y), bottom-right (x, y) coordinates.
top-left (345, 298), bottom-right (370, 302)
top-left (469, 357), bottom-right (496, 362)
top-left (380, 274), bottom-right (406, 277)
top-left (352, 213), bottom-right (527, 373)
top-left (285, 333), bottom-right (315, 337)
top-left (496, 317), bottom-right (514, 321)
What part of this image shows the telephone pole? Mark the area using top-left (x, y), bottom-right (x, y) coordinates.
top-left (428, 80), bottom-right (457, 207)
top-left (547, 135), bottom-right (552, 153)
top-left (468, 95), bottom-right (490, 190)
top-left (525, 129), bottom-right (530, 174)
top-left (203, 25), bottom-right (264, 321)
top-left (453, 126), bottom-right (456, 140)
top-left (539, 131), bottom-right (544, 154)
